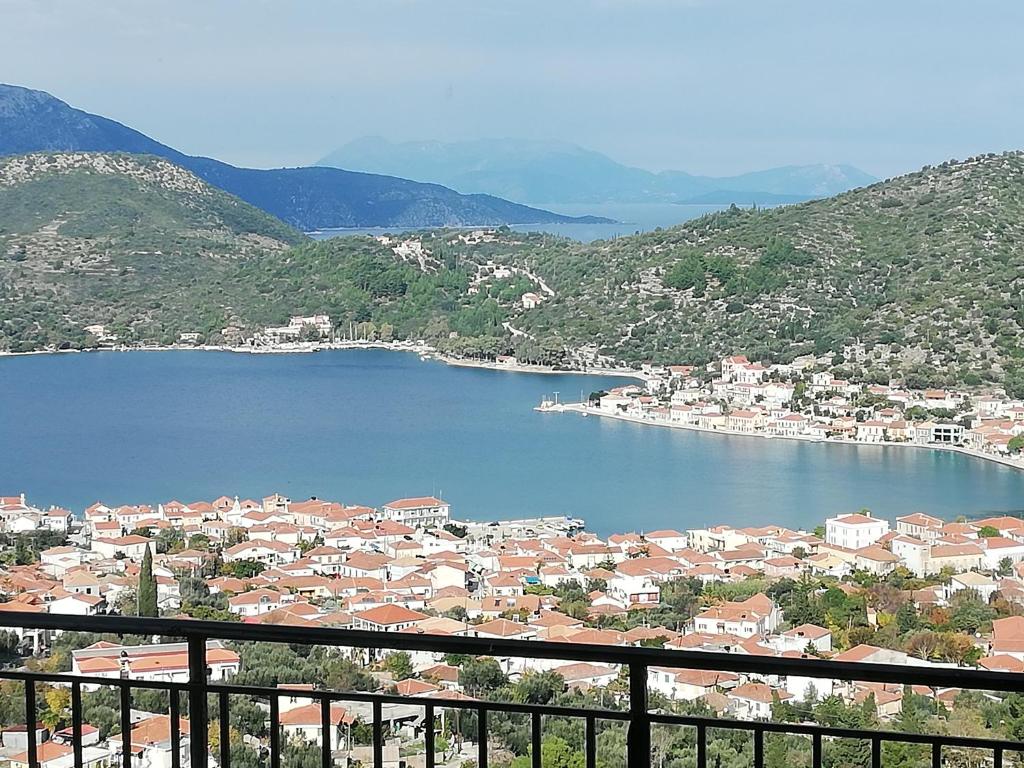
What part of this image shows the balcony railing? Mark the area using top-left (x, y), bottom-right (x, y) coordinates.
top-left (2, 613), bottom-right (1024, 768)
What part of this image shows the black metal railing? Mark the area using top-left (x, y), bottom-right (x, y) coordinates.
top-left (2, 613), bottom-right (1024, 768)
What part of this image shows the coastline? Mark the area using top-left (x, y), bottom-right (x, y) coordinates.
top-left (5, 342), bottom-right (1021, 474)
top-left (550, 402), bottom-right (1024, 473)
top-left (0, 341), bottom-right (646, 381)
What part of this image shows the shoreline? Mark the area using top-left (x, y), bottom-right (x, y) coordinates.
top-left (6, 343), bottom-right (1022, 474)
top-left (551, 402), bottom-right (1024, 473)
top-left (0, 341), bottom-right (646, 381)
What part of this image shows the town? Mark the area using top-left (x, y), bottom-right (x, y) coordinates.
top-left (2, 486), bottom-right (1024, 767)
top-left (543, 353), bottom-right (1024, 468)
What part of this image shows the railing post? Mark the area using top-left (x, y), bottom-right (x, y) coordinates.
top-left (187, 636), bottom-right (208, 768)
top-left (627, 662), bottom-right (649, 768)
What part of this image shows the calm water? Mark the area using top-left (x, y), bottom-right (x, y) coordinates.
top-left (308, 203), bottom-right (730, 244)
top-left (2, 350), bottom-right (1023, 535)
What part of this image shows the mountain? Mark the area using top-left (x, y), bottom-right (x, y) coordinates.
top-left (0, 152), bottom-right (304, 349)
top-left (506, 151), bottom-right (1024, 390)
top-left (5, 148), bottom-right (1023, 394)
top-left (317, 137), bottom-right (877, 205)
top-left (0, 84), bottom-right (609, 230)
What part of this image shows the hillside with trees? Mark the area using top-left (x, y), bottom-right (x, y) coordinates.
top-left (3, 150), bottom-right (1024, 393)
top-left (508, 152), bottom-right (1024, 389)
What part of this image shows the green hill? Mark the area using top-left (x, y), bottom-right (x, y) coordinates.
top-left (506, 151), bottom-right (1024, 388)
top-left (0, 152), bottom-right (305, 350)
top-left (4, 150), bottom-right (1024, 393)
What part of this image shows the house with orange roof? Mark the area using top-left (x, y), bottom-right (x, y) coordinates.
top-left (980, 536), bottom-right (1024, 571)
top-left (550, 662), bottom-right (618, 690)
top-left (853, 546), bottom-right (901, 576)
top-left (470, 618), bottom-right (536, 641)
top-left (421, 663), bottom-right (460, 689)
top-left (727, 682), bottom-right (793, 719)
top-left (763, 556), bottom-right (803, 579)
top-left (692, 594), bottom-right (780, 638)
top-left (227, 588), bottom-right (293, 617)
top-left (644, 529), bottom-right (688, 551)
top-left (979, 654), bottom-right (1024, 673)
top-left (853, 685), bottom-right (904, 719)
top-left (381, 496), bottom-right (450, 529)
top-left (825, 513), bottom-right (889, 550)
top-left (776, 624), bottom-right (832, 654)
top-left (649, 668), bottom-right (739, 701)
top-left (128, 714), bottom-right (190, 768)
top-left (395, 678), bottom-right (441, 697)
top-left (478, 593), bottom-right (549, 619)
top-left (895, 512), bottom-right (944, 541)
top-left (72, 640), bottom-right (239, 686)
top-left (224, 539), bottom-right (299, 567)
top-left (924, 542), bottom-right (985, 575)
top-left (6, 740), bottom-right (112, 768)
top-left (351, 604), bottom-right (430, 632)
top-left (279, 703), bottom-right (355, 750)
top-left (48, 590), bottom-right (106, 616)
top-left (992, 616), bottom-right (1024, 661)
top-left (90, 535), bottom-right (152, 560)
top-left (338, 551), bottom-right (392, 580)
top-left (483, 571), bottom-right (526, 597)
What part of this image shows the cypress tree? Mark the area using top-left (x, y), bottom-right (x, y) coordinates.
top-left (137, 544), bottom-right (158, 617)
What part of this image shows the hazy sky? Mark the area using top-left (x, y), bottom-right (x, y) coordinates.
top-left (3, 0), bottom-right (1023, 177)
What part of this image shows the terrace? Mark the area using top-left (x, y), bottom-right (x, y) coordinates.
top-left (1, 613), bottom-right (1023, 768)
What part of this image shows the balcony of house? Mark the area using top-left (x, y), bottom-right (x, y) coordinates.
top-left (0, 613), bottom-right (1023, 768)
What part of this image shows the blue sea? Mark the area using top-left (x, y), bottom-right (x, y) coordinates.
top-left (309, 203), bottom-right (730, 244)
top-left (1, 349), bottom-right (1023, 535)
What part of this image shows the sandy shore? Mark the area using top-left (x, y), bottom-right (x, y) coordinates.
top-left (550, 403), bottom-right (1024, 473)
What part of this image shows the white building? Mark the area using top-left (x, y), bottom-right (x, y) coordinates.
top-left (648, 668), bottom-right (738, 701)
top-left (825, 513), bottom-right (889, 550)
top-left (381, 497), bottom-right (450, 529)
top-left (728, 683), bottom-right (793, 719)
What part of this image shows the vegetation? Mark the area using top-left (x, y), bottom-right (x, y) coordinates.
top-left (136, 544), bottom-right (158, 617)
top-left (5, 151), bottom-right (1024, 391)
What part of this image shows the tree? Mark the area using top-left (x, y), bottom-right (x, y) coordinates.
top-left (998, 557), bottom-right (1014, 577)
top-left (937, 632), bottom-right (979, 665)
top-left (0, 680), bottom-right (26, 727)
top-left (948, 592), bottom-right (996, 634)
top-left (905, 630), bottom-right (940, 660)
top-left (137, 544), bottom-right (158, 617)
top-left (978, 525), bottom-right (1001, 538)
top-left (511, 737), bottom-right (584, 768)
top-left (41, 687), bottom-right (71, 730)
top-left (0, 630), bottom-right (20, 661)
top-left (443, 606), bottom-right (469, 622)
top-left (459, 657), bottom-right (507, 696)
top-left (14, 536), bottom-right (33, 566)
top-left (895, 602), bottom-right (920, 633)
top-left (220, 559), bottom-right (266, 579)
top-left (155, 527), bottom-right (185, 554)
top-left (383, 652), bottom-right (414, 681)
top-left (514, 671), bottom-right (564, 704)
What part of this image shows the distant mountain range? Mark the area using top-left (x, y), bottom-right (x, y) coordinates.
top-left (0, 85), bottom-right (609, 230)
top-left (318, 137), bottom-right (877, 205)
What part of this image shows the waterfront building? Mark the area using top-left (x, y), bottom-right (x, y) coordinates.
top-left (381, 496), bottom-right (450, 528)
top-left (825, 513), bottom-right (889, 550)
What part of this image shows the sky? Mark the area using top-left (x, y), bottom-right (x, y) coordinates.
top-left (2, 0), bottom-right (1023, 178)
